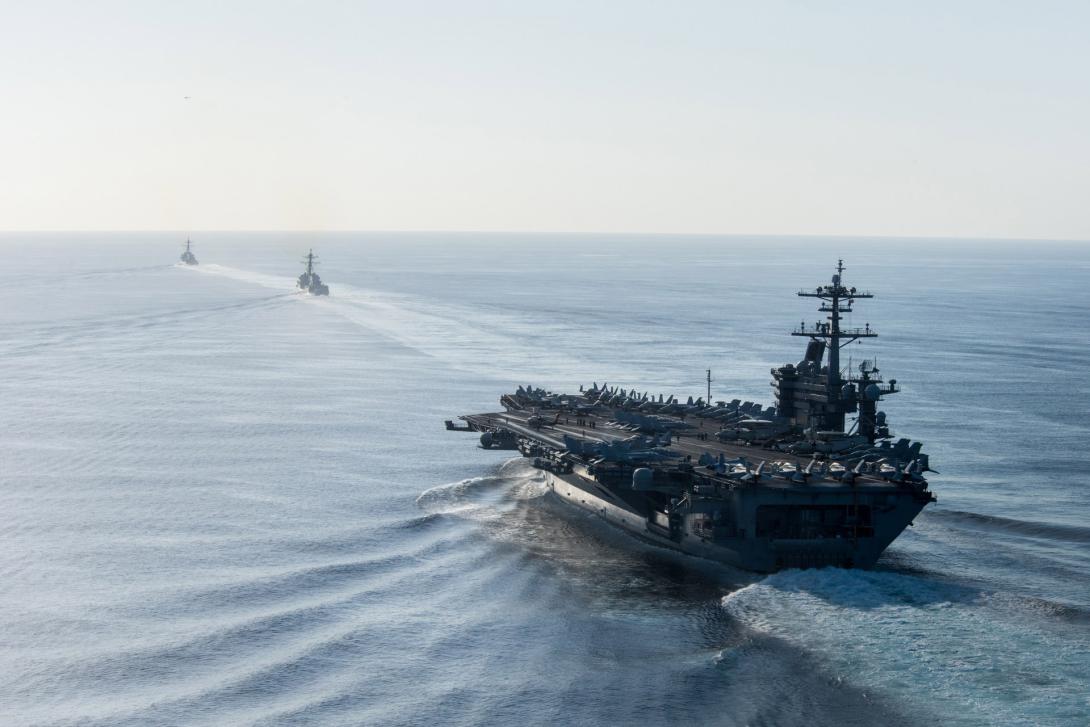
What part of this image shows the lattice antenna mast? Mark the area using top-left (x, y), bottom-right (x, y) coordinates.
top-left (303, 249), bottom-right (319, 276)
top-left (791, 260), bottom-right (877, 430)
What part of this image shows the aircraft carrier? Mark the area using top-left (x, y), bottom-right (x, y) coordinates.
top-left (448, 261), bottom-right (936, 572)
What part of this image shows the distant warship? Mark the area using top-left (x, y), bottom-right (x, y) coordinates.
top-left (448, 261), bottom-right (936, 572)
top-left (297, 249), bottom-right (329, 296)
top-left (180, 239), bottom-right (198, 265)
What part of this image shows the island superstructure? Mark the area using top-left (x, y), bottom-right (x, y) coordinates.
top-left (448, 261), bottom-right (935, 572)
top-left (297, 249), bottom-right (329, 296)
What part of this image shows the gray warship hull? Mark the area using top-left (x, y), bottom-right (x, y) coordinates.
top-left (297, 249), bottom-right (330, 295)
top-left (545, 467), bottom-right (927, 571)
top-left (449, 261), bottom-right (936, 573)
top-left (180, 239), bottom-right (198, 265)
top-left (460, 409), bottom-right (932, 572)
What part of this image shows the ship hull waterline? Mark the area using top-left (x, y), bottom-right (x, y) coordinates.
top-left (540, 468), bottom-right (929, 573)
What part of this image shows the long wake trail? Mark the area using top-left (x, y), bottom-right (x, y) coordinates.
top-left (182, 263), bottom-right (604, 381)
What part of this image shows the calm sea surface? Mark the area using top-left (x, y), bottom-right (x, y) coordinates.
top-left (1, 233), bottom-right (1088, 726)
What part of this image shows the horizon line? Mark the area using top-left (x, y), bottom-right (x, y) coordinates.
top-left (1, 229), bottom-right (1089, 244)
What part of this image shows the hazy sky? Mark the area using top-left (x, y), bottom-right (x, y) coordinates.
top-left (2, 1), bottom-right (1088, 237)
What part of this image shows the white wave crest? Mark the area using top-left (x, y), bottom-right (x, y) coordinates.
top-left (416, 461), bottom-right (546, 519)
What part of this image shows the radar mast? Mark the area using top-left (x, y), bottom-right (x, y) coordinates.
top-left (180, 238), bottom-right (198, 265)
top-left (790, 260), bottom-right (877, 431)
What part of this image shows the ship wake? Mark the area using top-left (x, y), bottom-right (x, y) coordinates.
top-left (721, 567), bottom-right (1090, 726)
top-left (181, 263), bottom-right (614, 381)
top-left (415, 459), bottom-right (547, 521)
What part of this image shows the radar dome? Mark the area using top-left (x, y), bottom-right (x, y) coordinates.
top-left (865, 384), bottom-right (882, 401)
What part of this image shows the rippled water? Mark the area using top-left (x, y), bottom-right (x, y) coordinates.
top-left (1, 233), bottom-right (1088, 726)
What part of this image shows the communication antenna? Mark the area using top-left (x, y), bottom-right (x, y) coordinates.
top-left (793, 259), bottom-right (878, 431)
top-left (302, 249), bottom-right (319, 275)
top-left (706, 369), bottom-right (712, 403)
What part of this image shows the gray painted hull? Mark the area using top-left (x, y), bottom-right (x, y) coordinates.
top-left (543, 470), bottom-right (928, 572)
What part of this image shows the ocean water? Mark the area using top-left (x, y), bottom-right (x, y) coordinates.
top-left (1, 233), bottom-right (1088, 726)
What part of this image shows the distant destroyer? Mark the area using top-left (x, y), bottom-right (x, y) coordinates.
top-left (180, 239), bottom-right (198, 265)
top-left (448, 261), bottom-right (936, 572)
top-left (297, 249), bottom-right (329, 296)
